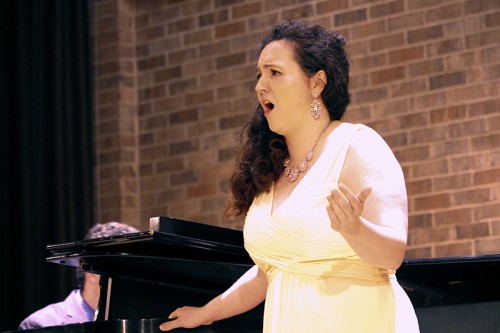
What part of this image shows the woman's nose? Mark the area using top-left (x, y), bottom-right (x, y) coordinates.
top-left (255, 77), bottom-right (267, 93)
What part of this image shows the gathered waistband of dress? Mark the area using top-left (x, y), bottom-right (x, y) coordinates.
top-left (261, 256), bottom-right (396, 282)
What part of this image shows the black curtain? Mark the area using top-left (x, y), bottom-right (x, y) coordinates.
top-left (0, 1), bottom-right (94, 331)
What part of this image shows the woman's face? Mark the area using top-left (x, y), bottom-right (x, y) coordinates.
top-left (255, 40), bottom-right (312, 135)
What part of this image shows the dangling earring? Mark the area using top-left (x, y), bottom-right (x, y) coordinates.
top-left (310, 93), bottom-right (321, 120)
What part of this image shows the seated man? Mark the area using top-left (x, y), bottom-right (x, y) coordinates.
top-left (18, 221), bottom-right (140, 330)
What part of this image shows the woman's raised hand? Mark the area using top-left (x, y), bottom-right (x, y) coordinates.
top-left (327, 183), bottom-right (372, 234)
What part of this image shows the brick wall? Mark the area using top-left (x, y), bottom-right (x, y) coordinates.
top-left (92, 0), bottom-right (500, 258)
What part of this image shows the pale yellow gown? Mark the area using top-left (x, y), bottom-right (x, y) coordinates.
top-left (244, 123), bottom-right (420, 333)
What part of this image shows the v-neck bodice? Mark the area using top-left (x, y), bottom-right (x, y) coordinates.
top-left (269, 122), bottom-right (351, 217)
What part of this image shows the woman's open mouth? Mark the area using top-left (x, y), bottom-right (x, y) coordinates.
top-left (262, 100), bottom-right (275, 115)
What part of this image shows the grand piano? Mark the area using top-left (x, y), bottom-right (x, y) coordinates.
top-left (5, 216), bottom-right (500, 333)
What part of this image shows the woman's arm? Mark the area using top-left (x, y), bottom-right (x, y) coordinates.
top-left (327, 126), bottom-right (408, 270)
top-left (160, 265), bottom-right (267, 331)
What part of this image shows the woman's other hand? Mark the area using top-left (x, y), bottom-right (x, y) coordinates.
top-left (159, 306), bottom-right (213, 331)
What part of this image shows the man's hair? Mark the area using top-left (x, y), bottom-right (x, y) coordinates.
top-left (76, 221), bottom-right (140, 288)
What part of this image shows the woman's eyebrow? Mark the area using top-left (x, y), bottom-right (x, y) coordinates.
top-left (255, 63), bottom-right (282, 73)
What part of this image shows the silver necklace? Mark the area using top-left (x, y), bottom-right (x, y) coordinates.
top-left (283, 120), bottom-right (333, 182)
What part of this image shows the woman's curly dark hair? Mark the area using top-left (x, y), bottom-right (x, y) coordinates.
top-left (225, 20), bottom-right (351, 218)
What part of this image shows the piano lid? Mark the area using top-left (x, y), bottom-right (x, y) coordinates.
top-left (397, 254), bottom-right (500, 307)
top-left (47, 217), bottom-right (251, 266)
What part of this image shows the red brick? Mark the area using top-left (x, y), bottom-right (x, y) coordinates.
top-left (354, 87), bottom-right (389, 104)
top-left (405, 247), bottom-right (432, 259)
top-left (444, 51), bottom-right (479, 71)
top-left (334, 8), bottom-right (367, 26)
top-left (465, 29), bottom-right (500, 48)
top-left (408, 227), bottom-right (451, 245)
top-left (453, 188), bottom-right (491, 206)
top-left (434, 174), bottom-right (472, 191)
top-left (248, 14), bottom-right (280, 32)
top-left (448, 119), bottom-right (487, 138)
top-left (383, 132), bottom-right (408, 148)
top-left (430, 139), bottom-right (470, 158)
top-left (474, 203), bottom-right (500, 220)
top-left (139, 115), bottom-right (167, 131)
top-left (468, 99), bottom-right (500, 117)
top-left (138, 85), bottom-right (166, 100)
top-left (182, 0), bottom-right (212, 15)
top-left (136, 26), bottom-right (165, 42)
top-left (169, 79), bottom-right (197, 95)
top-left (232, 2), bottom-right (261, 18)
top-left (430, 105), bottom-right (467, 123)
top-left (215, 0), bottom-right (244, 8)
top-left (424, 3), bottom-right (463, 23)
top-left (435, 242), bottom-right (473, 257)
top-left (370, 0), bottom-right (405, 18)
top-left (168, 18), bottom-right (196, 33)
top-left (199, 10), bottom-right (229, 27)
top-left (169, 48), bottom-right (197, 64)
top-left (408, 213), bottom-right (433, 229)
top-left (187, 183), bottom-right (218, 198)
top-left (408, 25), bottom-right (444, 44)
top-left (138, 55), bottom-right (165, 71)
top-left (389, 46), bottom-right (424, 64)
top-left (149, 37), bottom-right (181, 53)
top-left (169, 108), bottom-right (199, 125)
top-left (473, 169), bottom-right (500, 186)
top-left (408, 126), bottom-right (447, 145)
top-left (219, 114), bottom-right (249, 130)
top-left (185, 90), bottom-right (214, 106)
top-left (414, 193), bottom-right (452, 211)
top-left (187, 120), bottom-right (217, 137)
top-left (485, 11), bottom-right (500, 28)
top-left (156, 158), bottom-right (185, 173)
top-left (200, 40), bottom-right (230, 58)
top-left (200, 163), bottom-right (234, 181)
top-left (410, 92), bottom-right (446, 110)
top-left (215, 21), bottom-right (245, 39)
top-left (408, 59), bottom-right (444, 78)
top-left (391, 79), bottom-right (427, 98)
top-left (169, 139), bottom-right (200, 156)
top-left (406, 179), bottom-right (432, 196)
top-left (184, 59), bottom-right (214, 76)
top-left (429, 71), bottom-right (466, 90)
top-left (475, 237), bottom-right (500, 255)
top-left (471, 133), bottom-right (500, 151)
top-left (153, 66), bottom-right (183, 83)
top-left (216, 52), bottom-right (246, 69)
top-left (150, 7), bottom-right (180, 24)
top-left (435, 208), bottom-right (473, 226)
top-left (457, 223), bottom-right (490, 240)
top-left (184, 29), bottom-right (213, 45)
top-left (371, 66), bottom-right (406, 85)
top-left (171, 170), bottom-right (198, 186)
top-left (370, 32), bottom-right (405, 52)
top-left (396, 146), bottom-right (430, 163)
top-left (283, 5), bottom-right (315, 20)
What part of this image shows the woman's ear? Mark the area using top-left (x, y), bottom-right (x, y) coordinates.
top-left (312, 70), bottom-right (327, 94)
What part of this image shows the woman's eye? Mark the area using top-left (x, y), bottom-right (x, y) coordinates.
top-left (271, 70), bottom-right (279, 76)
top-left (256, 73), bottom-right (262, 80)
